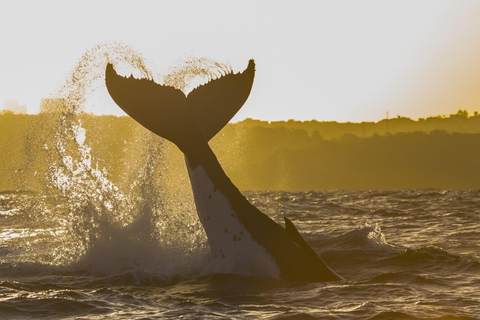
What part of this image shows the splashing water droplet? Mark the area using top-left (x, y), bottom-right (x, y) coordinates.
top-left (15, 43), bottom-right (221, 279)
top-left (163, 56), bottom-right (232, 94)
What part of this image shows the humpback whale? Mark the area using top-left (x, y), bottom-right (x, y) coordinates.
top-left (105, 60), bottom-right (341, 282)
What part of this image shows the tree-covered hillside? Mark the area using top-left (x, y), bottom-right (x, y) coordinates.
top-left (1, 111), bottom-right (479, 191)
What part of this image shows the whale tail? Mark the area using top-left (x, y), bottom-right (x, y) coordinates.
top-left (105, 60), bottom-right (255, 152)
top-left (105, 60), bottom-right (342, 282)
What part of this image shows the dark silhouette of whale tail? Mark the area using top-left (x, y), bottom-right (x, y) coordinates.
top-left (105, 60), bottom-right (255, 154)
top-left (105, 60), bottom-right (342, 282)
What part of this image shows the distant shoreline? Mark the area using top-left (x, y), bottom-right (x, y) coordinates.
top-left (1, 110), bottom-right (479, 191)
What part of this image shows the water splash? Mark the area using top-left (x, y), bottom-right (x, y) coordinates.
top-left (13, 43), bottom-right (231, 280)
top-left (57, 42), bottom-right (151, 115)
top-left (163, 56), bottom-right (232, 94)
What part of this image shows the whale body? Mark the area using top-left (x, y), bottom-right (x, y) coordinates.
top-left (105, 60), bottom-right (341, 282)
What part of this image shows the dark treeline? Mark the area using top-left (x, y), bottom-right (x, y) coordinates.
top-left (213, 128), bottom-right (480, 190)
top-left (236, 109), bottom-right (480, 140)
top-left (1, 111), bottom-right (480, 191)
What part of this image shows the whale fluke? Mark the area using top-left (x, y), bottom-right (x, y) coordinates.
top-left (186, 59), bottom-right (255, 141)
top-left (105, 60), bottom-right (254, 153)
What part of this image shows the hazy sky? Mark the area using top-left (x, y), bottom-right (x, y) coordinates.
top-left (1, 0), bottom-right (480, 122)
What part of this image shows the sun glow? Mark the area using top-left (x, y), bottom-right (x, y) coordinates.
top-left (1, 1), bottom-right (480, 122)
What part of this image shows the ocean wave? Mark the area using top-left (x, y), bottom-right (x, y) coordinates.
top-left (0, 293), bottom-right (112, 318)
top-left (321, 225), bottom-right (397, 253)
top-left (368, 311), bottom-right (476, 320)
top-left (374, 246), bottom-right (480, 275)
top-left (358, 271), bottom-right (445, 286)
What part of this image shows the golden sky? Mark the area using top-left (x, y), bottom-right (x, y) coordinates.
top-left (1, 0), bottom-right (480, 122)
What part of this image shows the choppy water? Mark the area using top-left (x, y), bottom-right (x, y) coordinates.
top-left (0, 189), bottom-right (479, 319)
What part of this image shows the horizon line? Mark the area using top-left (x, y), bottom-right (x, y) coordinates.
top-left (0, 107), bottom-right (476, 125)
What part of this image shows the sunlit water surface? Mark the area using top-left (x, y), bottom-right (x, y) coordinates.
top-left (1, 189), bottom-right (479, 319)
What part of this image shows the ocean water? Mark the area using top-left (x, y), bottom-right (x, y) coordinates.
top-left (0, 189), bottom-right (479, 319)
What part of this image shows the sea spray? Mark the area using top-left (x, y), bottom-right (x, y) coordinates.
top-left (163, 56), bottom-right (232, 94)
top-left (10, 43), bottom-right (242, 280)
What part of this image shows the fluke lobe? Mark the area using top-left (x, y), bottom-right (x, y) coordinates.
top-left (105, 60), bottom-right (341, 282)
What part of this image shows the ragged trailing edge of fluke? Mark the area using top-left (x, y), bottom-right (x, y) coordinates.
top-left (105, 60), bottom-right (255, 150)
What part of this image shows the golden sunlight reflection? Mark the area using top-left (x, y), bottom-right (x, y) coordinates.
top-left (0, 229), bottom-right (32, 240)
